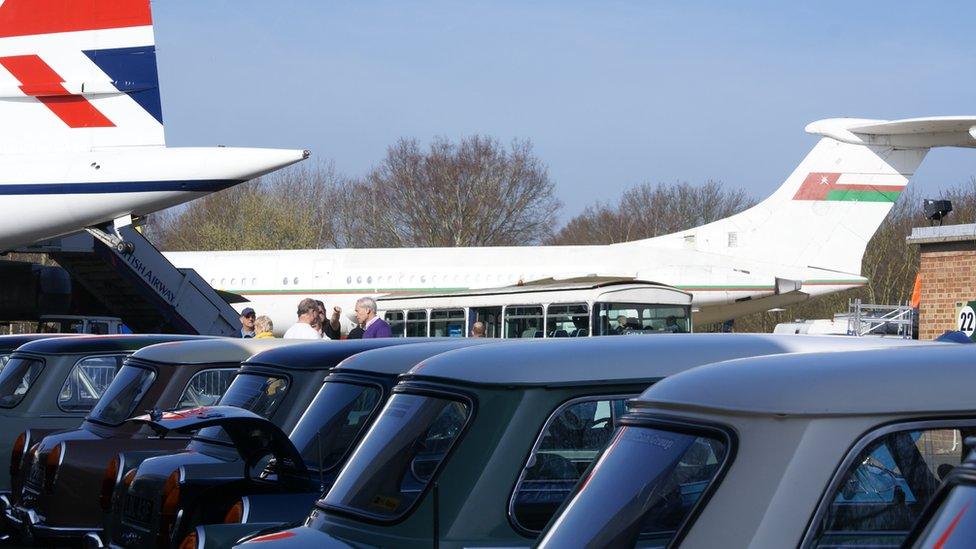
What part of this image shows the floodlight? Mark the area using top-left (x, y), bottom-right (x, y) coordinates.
top-left (924, 199), bottom-right (952, 225)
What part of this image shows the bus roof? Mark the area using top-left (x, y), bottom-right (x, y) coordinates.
top-left (378, 276), bottom-right (690, 307)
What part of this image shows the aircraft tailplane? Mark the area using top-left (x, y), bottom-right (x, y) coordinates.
top-left (642, 116), bottom-right (976, 277)
top-left (0, 0), bottom-right (163, 153)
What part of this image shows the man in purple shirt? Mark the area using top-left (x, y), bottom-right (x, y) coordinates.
top-left (355, 296), bottom-right (392, 338)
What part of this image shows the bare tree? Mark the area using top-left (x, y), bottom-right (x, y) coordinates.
top-left (355, 136), bottom-right (560, 247)
top-left (551, 180), bottom-right (754, 245)
top-left (149, 137), bottom-right (560, 250)
top-left (148, 162), bottom-right (348, 251)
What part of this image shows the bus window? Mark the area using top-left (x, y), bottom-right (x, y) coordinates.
top-left (385, 311), bottom-right (406, 337)
top-left (546, 304), bottom-right (589, 337)
top-left (593, 303), bottom-right (691, 335)
top-left (469, 307), bottom-right (502, 338)
top-left (505, 306), bottom-right (543, 338)
top-left (405, 310), bottom-right (428, 337)
top-left (430, 309), bottom-right (465, 337)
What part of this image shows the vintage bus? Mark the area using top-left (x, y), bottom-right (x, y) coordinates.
top-left (378, 277), bottom-right (692, 338)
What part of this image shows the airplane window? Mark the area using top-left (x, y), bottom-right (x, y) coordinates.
top-left (421, 276), bottom-right (427, 284)
top-left (220, 278), bottom-right (225, 286)
top-left (347, 276), bottom-right (352, 284)
top-left (283, 277), bottom-right (288, 285)
top-left (251, 278), bottom-right (257, 285)
top-left (357, 276), bottom-right (362, 284)
top-left (210, 279), bottom-right (215, 285)
top-left (231, 278), bottom-right (237, 286)
top-left (367, 276), bottom-right (373, 284)
top-left (293, 277), bottom-right (299, 285)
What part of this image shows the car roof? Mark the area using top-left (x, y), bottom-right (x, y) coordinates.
top-left (243, 338), bottom-right (424, 371)
top-left (403, 334), bottom-right (938, 387)
top-left (14, 334), bottom-right (213, 355)
top-left (634, 343), bottom-right (973, 416)
top-left (332, 339), bottom-right (497, 376)
top-left (129, 337), bottom-right (308, 365)
top-left (0, 333), bottom-right (83, 352)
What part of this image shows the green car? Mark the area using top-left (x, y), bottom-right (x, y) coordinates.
top-left (101, 338), bottom-right (426, 549)
top-left (143, 340), bottom-right (494, 549)
top-left (232, 333), bottom-right (911, 548)
top-left (0, 334), bottom-right (210, 493)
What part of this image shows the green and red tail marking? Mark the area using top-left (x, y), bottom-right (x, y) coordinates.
top-left (793, 172), bottom-right (904, 202)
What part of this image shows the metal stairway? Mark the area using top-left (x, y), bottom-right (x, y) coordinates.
top-left (21, 224), bottom-right (241, 336)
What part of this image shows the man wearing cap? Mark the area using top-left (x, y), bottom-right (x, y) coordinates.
top-left (239, 307), bottom-right (257, 338)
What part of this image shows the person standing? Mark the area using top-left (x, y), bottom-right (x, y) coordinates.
top-left (239, 308), bottom-right (256, 338)
top-left (471, 321), bottom-right (486, 338)
top-left (284, 298), bottom-right (322, 339)
top-left (355, 297), bottom-right (392, 338)
top-left (254, 316), bottom-right (275, 338)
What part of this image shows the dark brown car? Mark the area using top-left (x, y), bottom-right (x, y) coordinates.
top-left (2, 337), bottom-right (303, 546)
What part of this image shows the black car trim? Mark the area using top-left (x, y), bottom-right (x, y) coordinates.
top-left (507, 390), bottom-right (641, 538)
top-left (315, 382), bottom-right (479, 526)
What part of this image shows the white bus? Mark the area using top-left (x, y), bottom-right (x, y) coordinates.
top-left (378, 277), bottom-right (692, 338)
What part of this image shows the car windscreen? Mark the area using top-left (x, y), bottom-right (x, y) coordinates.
top-left (911, 483), bottom-right (976, 548)
top-left (537, 424), bottom-right (729, 548)
top-left (0, 357), bottom-right (43, 408)
top-left (88, 365), bottom-right (157, 425)
top-left (320, 392), bottom-right (470, 521)
top-left (195, 373), bottom-right (290, 443)
top-left (290, 381), bottom-right (382, 474)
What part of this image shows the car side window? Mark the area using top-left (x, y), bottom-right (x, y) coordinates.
top-left (175, 368), bottom-right (237, 408)
top-left (809, 425), bottom-right (976, 548)
top-left (511, 396), bottom-right (630, 533)
top-left (58, 354), bottom-right (127, 413)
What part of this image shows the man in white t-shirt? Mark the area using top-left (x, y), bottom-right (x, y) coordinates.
top-left (283, 298), bottom-right (322, 340)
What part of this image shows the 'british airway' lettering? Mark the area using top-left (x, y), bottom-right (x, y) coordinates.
top-left (0, 0), bottom-right (152, 38)
top-left (0, 55), bottom-right (114, 128)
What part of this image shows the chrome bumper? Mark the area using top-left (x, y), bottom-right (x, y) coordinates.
top-left (1, 498), bottom-right (102, 543)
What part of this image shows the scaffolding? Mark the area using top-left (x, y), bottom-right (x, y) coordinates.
top-left (846, 298), bottom-right (915, 339)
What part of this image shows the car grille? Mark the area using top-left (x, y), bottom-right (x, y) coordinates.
top-left (24, 462), bottom-right (43, 493)
top-left (122, 493), bottom-right (153, 525)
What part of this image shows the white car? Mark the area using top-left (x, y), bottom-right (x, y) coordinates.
top-left (537, 343), bottom-right (975, 548)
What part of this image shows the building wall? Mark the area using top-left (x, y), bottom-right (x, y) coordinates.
top-left (918, 249), bottom-right (976, 340)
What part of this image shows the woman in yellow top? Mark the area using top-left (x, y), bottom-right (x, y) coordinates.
top-left (254, 315), bottom-right (275, 338)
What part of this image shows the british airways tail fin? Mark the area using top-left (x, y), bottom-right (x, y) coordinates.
top-left (641, 116), bottom-right (976, 277)
top-left (0, 0), bottom-right (163, 153)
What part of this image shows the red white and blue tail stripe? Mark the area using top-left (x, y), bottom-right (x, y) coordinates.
top-left (0, 0), bottom-right (162, 152)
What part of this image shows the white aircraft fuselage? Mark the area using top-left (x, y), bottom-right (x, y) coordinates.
top-left (168, 116), bottom-right (976, 334)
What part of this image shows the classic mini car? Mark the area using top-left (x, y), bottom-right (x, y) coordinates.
top-left (101, 338), bottom-right (422, 549)
top-left (0, 333), bottom-right (82, 368)
top-left (902, 440), bottom-right (976, 549)
top-left (0, 334), bottom-right (208, 492)
top-left (230, 333), bottom-right (932, 549)
top-left (139, 340), bottom-right (495, 549)
top-left (1, 338), bottom-right (303, 546)
top-left (533, 344), bottom-right (976, 548)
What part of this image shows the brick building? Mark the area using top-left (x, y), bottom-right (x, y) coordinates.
top-left (907, 224), bottom-right (976, 340)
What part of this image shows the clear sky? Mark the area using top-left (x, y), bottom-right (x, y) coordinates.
top-left (152, 1), bottom-right (976, 218)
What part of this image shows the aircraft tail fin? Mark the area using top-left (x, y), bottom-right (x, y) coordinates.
top-left (642, 116), bottom-right (976, 277)
top-left (0, 0), bottom-right (163, 153)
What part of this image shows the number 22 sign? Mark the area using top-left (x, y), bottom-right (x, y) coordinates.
top-left (958, 303), bottom-right (976, 337)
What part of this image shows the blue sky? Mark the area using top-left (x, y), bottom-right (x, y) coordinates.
top-left (153, 1), bottom-right (976, 218)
